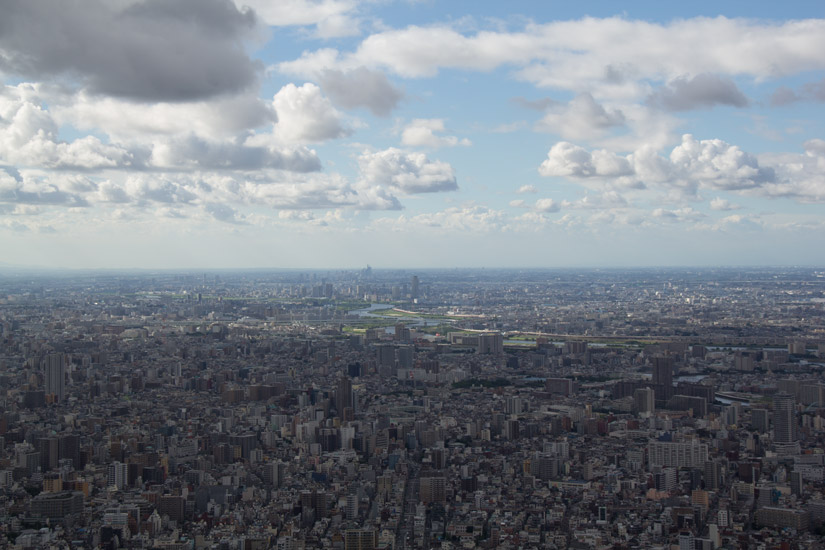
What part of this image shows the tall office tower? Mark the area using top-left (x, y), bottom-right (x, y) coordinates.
top-left (264, 461), bottom-right (285, 488)
top-left (38, 437), bottom-right (59, 473)
top-left (336, 376), bottom-right (353, 414)
top-left (58, 434), bottom-right (81, 470)
top-left (773, 393), bottom-right (797, 444)
top-left (652, 355), bottom-right (674, 387)
top-left (752, 408), bottom-right (770, 433)
top-left (703, 459), bottom-right (722, 491)
top-left (108, 461), bottom-right (128, 490)
top-left (376, 345), bottom-right (396, 368)
top-left (410, 275), bottom-right (419, 300)
top-left (634, 387), bottom-right (655, 415)
top-left (790, 471), bottom-right (803, 496)
top-left (43, 353), bottom-right (66, 403)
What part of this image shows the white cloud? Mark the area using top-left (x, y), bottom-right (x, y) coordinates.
top-left (709, 197), bottom-right (741, 211)
top-left (148, 135), bottom-right (320, 172)
top-left (668, 134), bottom-right (774, 191)
top-left (262, 83), bottom-right (351, 144)
top-left (358, 148), bottom-right (458, 194)
top-left (51, 90), bottom-right (276, 142)
top-left (563, 191), bottom-right (629, 210)
top-left (400, 119), bottom-right (471, 148)
top-left (534, 198), bottom-right (560, 213)
top-left (516, 185), bottom-right (537, 194)
top-left (235, 0), bottom-right (360, 37)
top-left (755, 139), bottom-right (825, 202)
top-left (204, 202), bottom-right (246, 224)
top-left (280, 17), bottom-right (825, 96)
top-left (540, 134), bottom-right (780, 198)
top-left (0, 170), bottom-right (88, 207)
top-left (0, 88), bottom-right (134, 170)
top-left (538, 142), bottom-right (632, 178)
top-left (537, 93), bottom-right (626, 140)
top-left (0, 83), bottom-right (320, 173)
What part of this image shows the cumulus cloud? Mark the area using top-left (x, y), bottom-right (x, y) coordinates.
top-left (1, 82), bottom-right (331, 178)
top-left (204, 202), bottom-right (246, 224)
top-left (563, 191), bottom-right (629, 210)
top-left (647, 74), bottom-right (749, 111)
top-left (755, 139), bottom-right (825, 202)
top-left (540, 135), bottom-right (779, 198)
top-left (0, 0), bottom-right (261, 102)
top-left (539, 142), bottom-right (633, 178)
top-left (51, 90), bottom-right (276, 142)
top-left (668, 134), bottom-right (774, 191)
top-left (709, 197), bottom-right (741, 211)
top-left (537, 93), bottom-right (626, 140)
top-left (319, 67), bottom-right (403, 116)
top-left (0, 90), bottom-right (138, 170)
top-left (0, 171), bottom-right (88, 207)
top-left (516, 185), bottom-right (538, 194)
top-left (260, 83), bottom-right (351, 144)
top-left (150, 135), bottom-right (321, 172)
top-left (358, 148), bottom-right (458, 194)
top-left (245, 172), bottom-right (401, 211)
top-left (534, 198), bottom-right (561, 213)
top-left (400, 119), bottom-right (471, 148)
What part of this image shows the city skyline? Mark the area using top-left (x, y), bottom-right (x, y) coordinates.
top-left (1, 1), bottom-right (825, 269)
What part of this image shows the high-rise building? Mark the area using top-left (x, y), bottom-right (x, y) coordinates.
top-left (752, 408), bottom-right (770, 433)
top-left (107, 461), bottom-right (128, 490)
top-left (652, 355), bottom-right (674, 387)
top-left (634, 387), bottom-right (655, 415)
top-left (59, 434), bottom-right (81, 470)
top-left (678, 531), bottom-right (695, 550)
top-left (345, 529), bottom-right (377, 550)
top-left (43, 353), bottom-right (66, 403)
top-left (410, 275), bottom-right (419, 300)
top-left (648, 440), bottom-right (708, 469)
top-left (477, 333), bottom-right (503, 354)
top-left (704, 459), bottom-right (722, 491)
top-left (420, 475), bottom-right (447, 503)
top-left (336, 376), bottom-right (353, 414)
top-left (38, 437), bottom-right (59, 473)
top-left (773, 393), bottom-right (797, 444)
top-left (376, 345), bottom-right (396, 368)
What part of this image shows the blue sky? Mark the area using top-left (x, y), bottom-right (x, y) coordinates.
top-left (1, 0), bottom-right (824, 268)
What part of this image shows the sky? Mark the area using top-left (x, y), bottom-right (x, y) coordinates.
top-left (1, 0), bottom-right (825, 269)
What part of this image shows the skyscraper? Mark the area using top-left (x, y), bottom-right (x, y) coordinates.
top-left (43, 353), bottom-right (66, 404)
top-left (773, 392), bottom-right (797, 444)
top-left (652, 355), bottom-right (674, 387)
top-left (410, 275), bottom-right (419, 300)
top-left (336, 376), bottom-right (354, 415)
top-left (634, 387), bottom-right (655, 415)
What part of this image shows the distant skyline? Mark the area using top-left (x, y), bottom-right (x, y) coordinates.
top-left (1, 1), bottom-right (824, 269)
